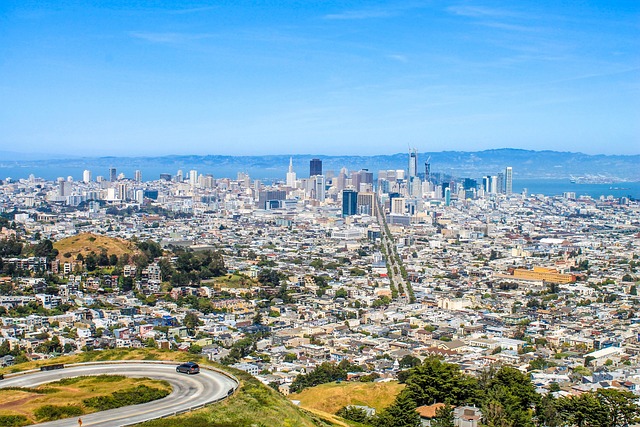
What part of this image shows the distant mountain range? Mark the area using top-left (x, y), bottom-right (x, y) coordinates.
top-left (0, 149), bottom-right (638, 181)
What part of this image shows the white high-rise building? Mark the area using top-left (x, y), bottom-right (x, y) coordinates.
top-left (189, 170), bottom-right (198, 188)
top-left (314, 175), bottom-right (325, 201)
top-left (134, 170), bottom-right (142, 182)
top-left (490, 175), bottom-right (498, 194)
top-left (505, 167), bottom-right (513, 195)
top-left (286, 157), bottom-right (297, 188)
top-left (83, 170), bottom-right (91, 183)
top-left (391, 197), bottom-right (406, 215)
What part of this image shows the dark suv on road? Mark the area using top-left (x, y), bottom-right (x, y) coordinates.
top-left (176, 362), bottom-right (200, 374)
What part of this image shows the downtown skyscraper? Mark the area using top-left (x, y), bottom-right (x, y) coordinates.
top-left (505, 166), bottom-right (513, 195)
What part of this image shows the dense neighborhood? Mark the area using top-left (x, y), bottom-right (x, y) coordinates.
top-left (1, 163), bottom-right (639, 426)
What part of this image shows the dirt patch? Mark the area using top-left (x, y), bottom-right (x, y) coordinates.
top-left (0, 393), bottom-right (39, 411)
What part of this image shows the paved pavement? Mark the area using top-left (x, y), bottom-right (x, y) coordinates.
top-left (0, 361), bottom-right (238, 427)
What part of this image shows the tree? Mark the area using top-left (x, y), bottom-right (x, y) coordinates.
top-left (597, 388), bottom-right (640, 427)
top-left (310, 259), bottom-right (324, 269)
top-left (401, 357), bottom-right (479, 407)
top-left (84, 253), bottom-right (97, 271)
top-left (206, 250), bottom-right (227, 277)
top-left (290, 362), bottom-right (350, 393)
top-left (183, 312), bottom-right (201, 334)
top-left (97, 251), bottom-right (110, 267)
top-left (374, 392), bottom-right (421, 427)
top-left (258, 269), bottom-right (280, 287)
top-left (335, 288), bottom-right (348, 299)
top-left (432, 404), bottom-right (455, 427)
top-left (556, 391), bottom-right (609, 427)
top-left (336, 406), bottom-right (370, 424)
top-left (34, 239), bottom-right (57, 259)
top-left (535, 393), bottom-right (562, 427)
top-left (253, 311), bottom-right (264, 326)
top-left (480, 366), bottom-right (539, 427)
top-left (399, 355), bottom-right (421, 369)
top-left (121, 276), bottom-right (134, 292)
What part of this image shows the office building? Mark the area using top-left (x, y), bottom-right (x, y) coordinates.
top-left (497, 172), bottom-right (504, 194)
top-left (342, 189), bottom-right (358, 217)
top-left (505, 166), bottom-right (513, 195)
top-left (357, 192), bottom-right (375, 216)
top-left (352, 169), bottom-right (374, 192)
top-left (313, 175), bottom-right (325, 201)
top-left (109, 167), bottom-right (117, 182)
top-left (391, 197), bottom-right (406, 215)
top-left (424, 156), bottom-right (431, 182)
top-left (134, 170), bottom-right (142, 183)
top-left (483, 176), bottom-right (498, 195)
top-left (286, 157), bottom-right (297, 188)
top-left (257, 190), bottom-right (286, 209)
top-left (408, 148), bottom-right (418, 178)
top-left (83, 170), bottom-right (91, 184)
top-left (310, 158), bottom-right (322, 177)
top-left (117, 182), bottom-right (128, 201)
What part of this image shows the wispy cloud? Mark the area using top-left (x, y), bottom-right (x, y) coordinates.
top-left (447, 5), bottom-right (518, 18)
top-left (324, 2), bottom-right (429, 20)
top-left (165, 6), bottom-right (218, 15)
top-left (387, 54), bottom-right (409, 63)
top-left (324, 9), bottom-right (395, 20)
top-left (129, 32), bottom-right (214, 44)
top-left (479, 21), bottom-right (540, 33)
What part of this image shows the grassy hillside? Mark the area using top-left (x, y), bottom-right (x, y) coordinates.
top-left (289, 381), bottom-right (405, 415)
top-left (0, 349), bottom-right (339, 427)
top-left (137, 369), bottom-right (335, 427)
top-left (54, 233), bottom-right (137, 261)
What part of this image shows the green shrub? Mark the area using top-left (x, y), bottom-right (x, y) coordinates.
top-left (0, 415), bottom-right (28, 427)
top-left (34, 404), bottom-right (83, 421)
top-left (83, 385), bottom-right (169, 411)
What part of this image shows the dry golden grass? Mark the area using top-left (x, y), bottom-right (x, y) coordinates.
top-left (289, 381), bottom-right (405, 415)
top-left (54, 233), bottom-right (138, 261)
top-left (0, 376), bottom-right (170, 424)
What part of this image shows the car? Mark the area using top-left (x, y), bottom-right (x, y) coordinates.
top-left (176, 362), bottom-right (200, 374)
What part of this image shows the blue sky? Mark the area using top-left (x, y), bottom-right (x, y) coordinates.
top-left (1, 1), bottom-right (638, 156)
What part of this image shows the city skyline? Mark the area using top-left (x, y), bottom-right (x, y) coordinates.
top-left (1, 1), bottom-right (638, 157)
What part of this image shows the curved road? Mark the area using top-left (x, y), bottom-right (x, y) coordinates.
top-left (0, 362), bottom-right (238, 427)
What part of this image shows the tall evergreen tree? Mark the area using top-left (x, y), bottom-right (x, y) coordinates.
top-left (374, 392), bottom-right (421, 427)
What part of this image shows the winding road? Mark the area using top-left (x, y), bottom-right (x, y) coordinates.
top-left (0, 361), bottom-right (238, 427)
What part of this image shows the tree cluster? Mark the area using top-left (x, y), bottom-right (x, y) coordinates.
top-left (289, 360), bottom-right (363, 393)
top-left (347, 357), bottom-right (640, 427)
top-left (165, 249), bottom-right (227, 285)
